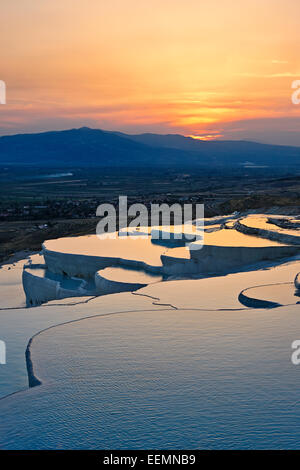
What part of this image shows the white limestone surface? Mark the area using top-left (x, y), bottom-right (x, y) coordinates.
top-left (1, 303), bottom-right (300, 449)
top-left (0, 254), bottom-right (42, 309)
top-left (0, 291), bottom-right (164, 399)
top-left (140, 256), bottom-right (300, 310)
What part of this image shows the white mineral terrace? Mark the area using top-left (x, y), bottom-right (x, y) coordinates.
top-left (20, 213), bottom-right (300, 306)
top-left (163, 228), bottom-right (298, 274)
top-left (43, 234), bottom-right (166, 276)
top-left (0, 213), bottom-right (300, 449)
top-left (239, 283), bottom-right (300, 308)
top-left (237, 214), bottom-right (300, 245)
top-left (200, 227), bottom-right (292, 247)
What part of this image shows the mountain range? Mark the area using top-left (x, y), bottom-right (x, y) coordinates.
top-left (0, 126), bottom-right (299, 168)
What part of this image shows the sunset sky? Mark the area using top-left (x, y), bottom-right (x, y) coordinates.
top-left (1, 0), bottom-right (300, 144)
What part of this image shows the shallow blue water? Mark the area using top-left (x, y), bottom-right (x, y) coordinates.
top-left (1, 306), bottom-right (300, 449)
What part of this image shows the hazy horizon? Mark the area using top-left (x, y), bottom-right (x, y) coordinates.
top-left (1, 125), bottom-right (300, 149)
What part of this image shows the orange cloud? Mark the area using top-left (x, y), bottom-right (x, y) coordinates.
top-left (1, 0), bottom-right (300, 143)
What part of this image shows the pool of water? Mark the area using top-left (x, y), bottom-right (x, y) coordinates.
top-left (99, 266), bottom-right (162, 284)
top-left (240, 215), bottom-right (300, 237)
top-left (1, 305), bottom-right (300, 449)
top-left (44, 234), bottom-right (168, 267)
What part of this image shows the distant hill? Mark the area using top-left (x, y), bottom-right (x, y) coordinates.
top-left (122, 132), bottom-right (300, 167)
top-left (0, 126), bottom-right (299, 168)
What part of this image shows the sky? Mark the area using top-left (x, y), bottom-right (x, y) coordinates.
top-left (1, 0), bottom-right (300, 145)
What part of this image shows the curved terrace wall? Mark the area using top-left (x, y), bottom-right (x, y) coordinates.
top-left (236, 219), bottom-right (300, 246)
top-left (43, 245), bottom-right (163, 279)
